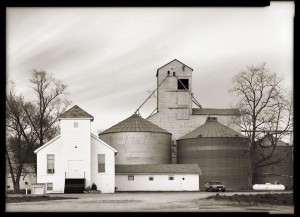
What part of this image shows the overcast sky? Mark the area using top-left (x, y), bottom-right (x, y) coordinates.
top-left (6, 2), bottom-right (294, 135)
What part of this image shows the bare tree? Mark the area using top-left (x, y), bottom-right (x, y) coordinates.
top-left (6, 71), bottom-right (70, 192)
top-left (25, 70), bottom-right (70, 148)
top-left (6, 84), bottom-right (37, 193)
top-left (230, 63), bottom-right (293, 188)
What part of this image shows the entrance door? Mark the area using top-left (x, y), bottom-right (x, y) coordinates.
top-left (68, 160), bottom-right (84, 178)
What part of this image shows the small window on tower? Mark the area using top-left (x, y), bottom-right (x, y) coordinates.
top-left (74, 122), bottom-right (78, 128)
top-left (178, 79), bottom-right (189, 90)
top-left (128, 175), bottom-right (134, 181)
top-left (168, 175), bottom-right (174, 180)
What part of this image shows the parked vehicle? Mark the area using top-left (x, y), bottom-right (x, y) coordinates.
top-left (204, 181), bottom-right (226, 192)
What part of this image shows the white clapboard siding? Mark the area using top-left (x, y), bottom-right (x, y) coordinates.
top-left (115, 174), bottom-right (199, 191)
top-left (36, 136), bottom-right (65, 193)
top-left (35, 118), bottom-right (116, 194)
top-left (60, 119), bottom-right (92, 185)
top-left (90, 135), bottom-right (116, 193)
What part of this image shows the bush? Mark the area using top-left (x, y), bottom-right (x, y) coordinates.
top-left (91, 183), bottom-right (97, 191)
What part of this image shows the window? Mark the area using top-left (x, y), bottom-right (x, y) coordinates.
top-left (47, 154), bottom-right (54, 174)
top-left (47, 183), bottom-right (53, 191)
top-left (128, 175), bottom-right (134, 181)
top-left (98, 154), bottom-right (105, 172)
top-left (149, 177), bottom-right (154, 181)
top-left (178, 79), bottom-right (189, 90)
top-left (168, 175), bottom-right (174, 180)
top-left (74, 122), bottom-right (78, 128)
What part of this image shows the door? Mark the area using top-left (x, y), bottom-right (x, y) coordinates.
top-left (68, 160), bottom-right (84, 178)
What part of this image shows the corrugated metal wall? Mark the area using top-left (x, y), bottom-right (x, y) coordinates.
top-left (177, 137), bottom-right (250, 190)
top-left (99, 132), bottom-right (172, 165)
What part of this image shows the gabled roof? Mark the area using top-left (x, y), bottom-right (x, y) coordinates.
top-left (58, 105), bottom-right (94, 121)
top-left (115, 164), bottom-right (202, 174)
top-left (156, 59), bottom-right (193, 77)
top-left (192, 108), bottom-right (241, 116)
top-left (34, 135), bottom-right (61, 154)
top-left (91, 134), bottom-right (118, 153)
top-left (178, 117), bottom-right (246, 139)
top-left (34, 134), bottom-right (117, 154)
top-left (99, 113), bottom-right (171, 135)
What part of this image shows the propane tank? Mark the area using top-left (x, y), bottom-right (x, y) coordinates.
top-left (253, 183), bottom-right (285, 191)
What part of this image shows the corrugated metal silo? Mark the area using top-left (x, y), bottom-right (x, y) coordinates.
top-left (177, 117), bottom-right (250, 190)
top-left (99, 114), bottom-right (172, 165)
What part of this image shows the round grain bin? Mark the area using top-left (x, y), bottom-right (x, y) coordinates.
top-left (99, 113), bottom-right (172, 165)
top-left (252, 138), bottom-right (293, 189)
top-left (177, 117), bottom-right (250, 190)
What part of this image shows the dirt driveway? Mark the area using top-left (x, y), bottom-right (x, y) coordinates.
top-left (6, 191), bottom-right (294, 214)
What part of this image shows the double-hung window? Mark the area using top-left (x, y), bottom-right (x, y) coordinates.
top-left (98, 154), bottom-right (105, 173)
top-left (47, 154), bottom-right (55, 174)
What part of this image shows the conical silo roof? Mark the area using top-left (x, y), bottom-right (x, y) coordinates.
top-left (99, 113), bottom-right (171, 135)
top-left (179, 117), bottom-right (245, 139)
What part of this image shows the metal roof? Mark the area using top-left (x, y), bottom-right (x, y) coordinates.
top-left (156, 59), bottom-right (193, 77)
top-left (178, 117), bottom-right (246, 139)
top-left (262, 136), bottom-right (290, 146)
top-left (115, 164), bottom-right (202, 174)
top-left (99, 113), bottom-right (171, 135)
top-left (192, 108), bottom-right (241, 116)
top-left (58, 105), bottom-right (94, 120)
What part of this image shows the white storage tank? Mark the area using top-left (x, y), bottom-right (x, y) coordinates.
top-left (253, 183), bottom-right (285, 191)
top-left (99, 113), bottom-right (172, 165)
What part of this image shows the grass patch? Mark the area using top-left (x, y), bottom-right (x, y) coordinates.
top-left (6, 195), bottom-right (78, 203)
top-left (206, 193), bottom-right (293, 206)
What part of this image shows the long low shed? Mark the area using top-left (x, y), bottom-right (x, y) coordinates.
top-left (115, 164), bottom-right (202, 191)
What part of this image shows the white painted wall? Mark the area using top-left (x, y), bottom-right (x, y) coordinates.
top-left (36, 136), bottom-right (65, 193)
top-left (91, 135), bottom-right (115, 193)
top-left (36, 118), bottom-right (92, 193)
top-left (115, 174), bottom-right (199, 191)
top-left (60, 119), bottom-right (92, 186)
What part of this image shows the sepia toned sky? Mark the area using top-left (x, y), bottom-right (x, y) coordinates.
top-left (6, 2), bottom-right (294, 135)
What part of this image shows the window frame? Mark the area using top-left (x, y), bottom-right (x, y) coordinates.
top-left (168, 175), bottom-right (174, 180)
top-left (47, 183), bottom-right (53, 191)
top-left (98, 154), bottom-right (105, 173)
top-left (47, 154), bottom-right (55, 174)
top-left (178, 79), bottom-right (189, 90)
top-left (128, 175), bottom-right (134, 181)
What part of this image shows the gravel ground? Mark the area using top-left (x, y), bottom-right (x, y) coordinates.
top-left (5, 191), bottom-right (294, 214)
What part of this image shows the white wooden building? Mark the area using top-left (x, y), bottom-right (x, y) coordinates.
top-left (34, 105), bottom-right (117, 193)
top-left (115, 164), bottom-right (202, 191)
top-left (6, 164), bottom-right (36, 192)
